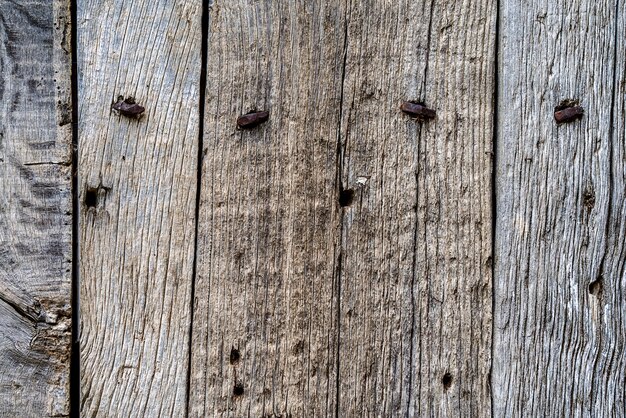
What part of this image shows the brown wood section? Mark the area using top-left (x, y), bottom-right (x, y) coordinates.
top-left (337, 1), bottom-right (495, 416)
top-left (189, 1), bottom-right (347, 417)
top-left (0, 1), bottom-right (72, 416)
top-left (77, 1), bottom-right (202, 416)
top-left (494, 1), bottom-right (625, 415)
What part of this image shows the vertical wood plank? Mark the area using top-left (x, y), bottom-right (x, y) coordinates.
top-left (77, 1), bottom-right (201, 415)
top-left (189, 1), bottom-right (346, 416)
top-left (494, 1), bottom-right (625, 415)
top-left (0, 1), bottom-right (72, 416)
top-left (337, 1), bottom-right (495, 416)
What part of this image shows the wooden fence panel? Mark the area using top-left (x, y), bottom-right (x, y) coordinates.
top-left (336, 1), bottom-right (495, 416)
top-left (189, 1), bottom-right (346, 416)
top-left (0, 1), bottom-right (72, 416)
top-left (77, 1), bottom-right (202, 415)
top-left (494, 1), bottom-right (625, 415)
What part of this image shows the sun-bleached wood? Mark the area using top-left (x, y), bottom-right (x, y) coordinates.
top-left (77, 1), bottom-right (201, 415)
top-left (337, 1), bottom-right (495, 416)
top-left (189, 1), bottom-right (347, 416)
top-left (494, 1), bottom-right (625, 416)
top-left (0, 1), bottom-right (72, 416)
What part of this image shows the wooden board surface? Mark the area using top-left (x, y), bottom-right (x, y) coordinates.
top-left (77, 1), bottom-right (201, 415)
top-left (0, 1), bottom-right (72, 416)
top-left (189, 1), bottom-right (347, 416)
top-left (337, 1), bottom-right (495, 416)
top-left (494, 1), bottom-right (625, 415)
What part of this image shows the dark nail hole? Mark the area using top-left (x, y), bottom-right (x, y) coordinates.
top-left (339, 189), bottom-right (355, 207)
top-left (583, 188), bottom-right (595, 210)
top-left (442, 373), bottom-right (453, 390)
top-left (229, 348), bottom-right (240, 365)
top-left (233, 382), bottom-right (244, 396)
top-left (84, 187), bottom-right (98, 208)
top-left (589, 278), bottom-right (602, 296)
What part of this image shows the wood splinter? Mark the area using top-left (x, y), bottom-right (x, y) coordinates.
top-left (400, 101), bottom-right (436, 121)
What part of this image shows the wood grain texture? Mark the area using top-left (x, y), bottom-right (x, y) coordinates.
top-left (77, 1), bottom-right (201, 416)
top-left (337, 1), bottom-right (495, 416)
top-left (494, 1), bottom-right (625, 416)
top-left (189, 1), bottom-right (346, 416)
top-left (0, 1), bottom-right (72, 416)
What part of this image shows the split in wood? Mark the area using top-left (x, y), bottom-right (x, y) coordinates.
top-left (112, 96), bottom-right (145, 117)
top-left (400, 101), bottom-right (436, 121)
top-left (554, 101), bottom-right (584, 124)
top-left (237, 110), bottom-right (269, 129)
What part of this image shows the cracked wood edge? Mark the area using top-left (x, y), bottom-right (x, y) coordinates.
top-left (0, 1), bottom-right (72, 416)
top-left (494, 1), bottom-right (626, 415)
top-left (189, 1), bottom-right (347, 416)
top-left (77, 1), bottom-right (202, 415)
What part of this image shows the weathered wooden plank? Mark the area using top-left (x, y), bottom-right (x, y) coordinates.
top-left (337, 1), bottom-right (495, 416)
top-left (0, 1), bottom-right (72, 416)
top-left (494, 1), bottom-right (625, 416)
top-left (77, 1), bottom-right (201, 415)
top-left (189, 1), bottom-right (346, 416)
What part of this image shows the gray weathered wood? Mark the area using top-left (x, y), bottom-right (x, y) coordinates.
top-left (77, 1), bottom-right (201, 415)
top-left (189, 1), bottom-right (347, 416)
top-left (0, 1), bottom-right (72, 416)
top-left (494, 1), bottom-right (625, 416)
top-left (337, 1), bottom-right (495, 416)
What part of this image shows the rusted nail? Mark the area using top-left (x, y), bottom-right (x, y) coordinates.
top-left (237, 110), bottom-right (269, 129)
top-left (112, 96), bottom-right (145, 117)
top-left (400, 101), bottom-right (436, 121)
top-left (554, 100), bottom-right (584, 124)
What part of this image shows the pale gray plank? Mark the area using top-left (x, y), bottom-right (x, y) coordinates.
top-left (77, 1), bottom-right (202, 415)
top-left (494, 1), bottom-right (625, 416)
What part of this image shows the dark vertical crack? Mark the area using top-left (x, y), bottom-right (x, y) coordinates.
top-left (70, 0), bottom-right (80, 415)
top-left (185, 0), bottom-right (210, 416)
top-left (407, 2), bottom-right (436, 414)
top-left (590, 0), bottom-right (620, 405)
top-left (334, 2), bottom-right (351, 417)
top-left (490, 1), bottom-right (500, 416)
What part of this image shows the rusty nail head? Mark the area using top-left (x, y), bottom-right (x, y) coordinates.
top-left (400, 101), bottom-right (436, 121)
top-left (112, 96), bottom-right (145, 117)
top-left (237, 111), bottom-right (269, 129)
top-left (554, 103), bottom-right (584, 124)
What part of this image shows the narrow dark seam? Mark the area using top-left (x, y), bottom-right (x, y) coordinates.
top-left (406, 170), bottom-right (419, 418)
top-left (407, 1), bottom-right (436, 413)
top-left (185, 1), bottom-right (210, 416)
top-left (334, 3), bottom-right (351, 417)
top-left (70, 0), bottom-right (80, 415)
top-left (490, 1), bottom-right (500, 417)
top-left (590, 0), bottom-right (619, 406)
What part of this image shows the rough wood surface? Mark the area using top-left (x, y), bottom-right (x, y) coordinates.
top-left (337, 1), bottom-right (495, 416)
top-left (494, 1), bottom-right (625, 416)
top-left (77, 1), bottom-right (201, 416)
top-left (189, 1), bottom-right (347, 416)
top-left (0, 1), bottom-right (72, 416)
